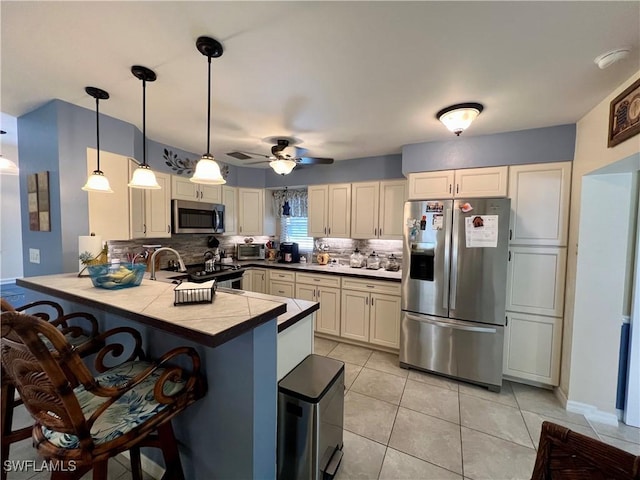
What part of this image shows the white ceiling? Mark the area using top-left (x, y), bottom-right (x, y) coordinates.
top-left (2, 1), bottom-right (639, 166)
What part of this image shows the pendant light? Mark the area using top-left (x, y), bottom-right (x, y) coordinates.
top-left (128, 65), bottom-right (160, 189)
top-left (82, 88), bottom-right (113, 192)
top-left (0, 130), bottom-right (19, 176)
top-left (190, 36), bottom-right (226, 185)
top-left (270, 159), bottom-right (297, 176)
top-left (436, 103), bottom-right (484, 136)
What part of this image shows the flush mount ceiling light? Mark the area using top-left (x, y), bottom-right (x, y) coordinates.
top-left (191, 36), bottom-right (226, 185)
top-left (436, 103), bottom-right (484, 136)
top-left (270, 158), bottom-right (297, 175)
top-left (82, 88), bottom-right (113, 192)
top-left (128, 65), bottom-right (161, 189)
top-left (594, 47), bottom-right (631, 69)
top-left (0, 130), bottom-right (19, 176)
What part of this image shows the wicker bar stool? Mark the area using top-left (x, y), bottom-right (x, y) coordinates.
top-left (1, 299), bottom-right (105, 480)
top-left (1, 311), bottom-right (206, 480)
top-left (531, 420), bottom-right (640, 479)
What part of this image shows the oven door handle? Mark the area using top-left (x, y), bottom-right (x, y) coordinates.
top-left (405, 313), bottom-right (497, 334)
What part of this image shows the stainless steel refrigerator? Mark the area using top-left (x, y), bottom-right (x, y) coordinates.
top-left (400, 198), bottom-right (510, 391)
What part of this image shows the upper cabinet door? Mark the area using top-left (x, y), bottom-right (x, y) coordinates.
top-left (222, 185), bottom-right (237, 235)
top-left (199, 184), bottom-right (222, 203)
top-left (328, 183), bottom-right (351, 238)
top-left (351, 182), bottom-right (379, 239)
top-left (145, 172), bottom-right (171, 238)
top-left (454, 166), bottom-right (508, 198)
top-left (171, 175), bottom-right (199, 201)
top-left (237, 188), bottom-right (263, 236)
top-left (378, 180), bottom-right (406, 240)
top-left (408, 170), bottom-right (454, 199)
top-left (308, 185), bottom-right (329, 237)
top-left (508, 162), bottom-right (571, 246)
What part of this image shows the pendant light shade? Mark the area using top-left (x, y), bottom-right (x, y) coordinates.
top-left (436, 103), bottom-right (484, 136)
top-left (0, 131), bottom-right (19, 176)
top-left (190, 36), bottom-right (226, 185)
top-left (270, 159), bottom-right (297, 176)
top-left (129, 65), bottom-right (160, 189)
top-left (82, 88), bottom-right (113, 192)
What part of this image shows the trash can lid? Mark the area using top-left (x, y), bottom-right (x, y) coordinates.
top-left (278, 354), bottom-right (345, 403)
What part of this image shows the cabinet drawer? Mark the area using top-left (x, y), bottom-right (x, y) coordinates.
top-left (269, 281), bottom-right (295, 298)
top-left (341, 277), bottom-right (401, 295)
top-left (268, 270), bottom-right (296, 282)
top-left (296, 272), bottom-right (341, 288)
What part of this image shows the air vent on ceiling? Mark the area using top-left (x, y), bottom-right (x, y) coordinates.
top-left (226, 151), bottom-right (252, 160)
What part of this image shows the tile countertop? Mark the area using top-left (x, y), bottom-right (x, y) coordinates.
top-left (16, 273), bottom-right (318, 347)
top-left (235, 260), bottom-right (402, 282)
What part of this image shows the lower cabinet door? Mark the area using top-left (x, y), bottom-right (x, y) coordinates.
top-left (296, 284), bottom-right (318, 330)
top-left (370, 293), bottom-right (401, 349)
top-left (340, 289), bottom-right (369, 342)
top-left (503, 311), bottom-right (562, 386)
top-left (316, 286), bottom-right (341, 336)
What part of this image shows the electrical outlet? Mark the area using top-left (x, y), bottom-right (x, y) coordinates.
top-left (29, 248), bottom-right (40, 264)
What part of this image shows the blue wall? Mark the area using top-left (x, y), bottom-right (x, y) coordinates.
top-left (402, 124), bottom-right (576, 174)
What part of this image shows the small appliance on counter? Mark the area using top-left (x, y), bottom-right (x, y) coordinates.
top-left (236, 243), bottom-right (266, 260)
top-left (316, 252), bottom-right (330, 265)
top-left (279, 242), bottom-right (300, 263)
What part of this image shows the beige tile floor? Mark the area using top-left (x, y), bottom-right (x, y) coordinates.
top-left (6, 337), bottom-right (640, 480)
top-left (316, 337), bottom-right (640, 480)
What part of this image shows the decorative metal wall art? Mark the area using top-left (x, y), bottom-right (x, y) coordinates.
top-left (164, 148), bottom-right (229, 179)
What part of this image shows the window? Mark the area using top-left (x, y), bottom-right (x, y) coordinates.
top-left (280, 216), bottom-right (313, 252)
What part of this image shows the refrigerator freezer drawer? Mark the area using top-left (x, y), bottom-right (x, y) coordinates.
top-left (399, 311), bottom-right (504, 391)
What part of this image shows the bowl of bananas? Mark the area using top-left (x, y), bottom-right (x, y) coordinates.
top-left (86, 262), bottom-right (146, 290)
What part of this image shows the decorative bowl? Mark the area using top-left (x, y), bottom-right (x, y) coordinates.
top-left (86, 263), bottom-right (146, 290)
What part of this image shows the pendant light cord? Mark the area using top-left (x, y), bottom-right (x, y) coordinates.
top-left (206, 55), bottom-right (212, 156)
top-left (95, 96), bottom-right (101, 172)
top-left (142, 78), bottom-right (147, 167)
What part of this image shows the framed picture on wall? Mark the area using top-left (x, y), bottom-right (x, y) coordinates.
top-left (608, 77), bottom-right (640, 148)
top-left (26, 171), bottom-right (51, 232)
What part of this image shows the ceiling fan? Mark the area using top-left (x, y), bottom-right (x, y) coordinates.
top-left (227, 138), bottom-right (334, 175)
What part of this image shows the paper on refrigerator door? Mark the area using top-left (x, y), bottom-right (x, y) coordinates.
top-left (465, 215), bottom-right (498, 248)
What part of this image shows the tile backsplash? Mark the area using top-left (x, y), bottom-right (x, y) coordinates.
top-left (108, 235), bottom-right (402, 269)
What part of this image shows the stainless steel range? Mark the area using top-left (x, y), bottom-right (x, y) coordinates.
top-left (167, 264), bottom-right (244, 289)
top-left (400, 198), bottom-right (510, 392)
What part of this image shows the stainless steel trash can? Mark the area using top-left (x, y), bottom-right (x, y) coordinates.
top-left (277, 354), bottom-right (344, 480)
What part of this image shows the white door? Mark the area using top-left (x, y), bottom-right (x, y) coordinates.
top-left (238, 188), bottom-right (263, 236)
top-left (351, 182), bottom-right (379, 239)
top-left (370, 293), bottom-right (401, 348)
top-left (129, 160), bottom-right (146, 239)
top-left (454, 166), bottom-right (508, 198)
top-left (508, 162), bottom-right (571, 246)
top-left (308, 185), bottom-right (328, 237)
top-left (171, 175), bottom-right (199, 201)
top-left (328, 183), bottom-right (351, 237)
top-left (340, 289), bottom-right (369, 342)
top-left (379, 180), bottom-right (406, 240)
top-left (145, 172), bottom-right (171, 238)
top-left (407, 171), bottom-right (454, 199)
top-left (317, 286), bottom-right (341, 336)
top-left (222, 185), bottom-right (237, 235)
top-left (200, 184), bottom-right (222, 204)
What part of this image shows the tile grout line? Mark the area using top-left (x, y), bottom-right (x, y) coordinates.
top-left (377, 368), bottom-right (410, 480)
top-left (458, 381), bottom-right (465, 479)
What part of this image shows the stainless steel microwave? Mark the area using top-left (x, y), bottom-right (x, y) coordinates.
top-left (236, 243), bottom-right (266, 260)
top-left (172, 200), bottom-right (224, 234)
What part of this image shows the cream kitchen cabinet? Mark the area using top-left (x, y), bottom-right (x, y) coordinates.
top-left (129, 161), bottom-right (171, 239)
top-left (242, 268), bottom-right (267, 293)
top-left (503, 312), bottom-right (562, 385)
top-left (268, 270), bottom-right (295, 298)
top-left (407, 166), bottom-right (508, 200)
top-left (506, 246), bottom-right (567, 318)
top-left (351, 180), bottom-right (406, 240)
top-left (222, 185), bottom-right (237, 235)
top-left (340, 278), bottom-right (401, 349)
top-left (295, 273), bottom-right (341, 336)
top-left (308, 184), bottom-right (351, 238)
top-left (171, 175), bottom-right (221, 203)
top-left (237, 188), bottom-right (263, 236)
top-left (508, 162), bottom-right (571, 246)
top-left (86, 149), bottom-right (131, 240)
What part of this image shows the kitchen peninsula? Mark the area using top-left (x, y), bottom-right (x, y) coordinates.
top-left (16, 273), bottom-right (319, 480)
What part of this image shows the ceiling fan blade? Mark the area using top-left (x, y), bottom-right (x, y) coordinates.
top-left (245, 160), bottom-right (271, 165)
top-left (296, 156), bottom-right (334, 165)
top-left (226, 151), bottom-right (272, 160)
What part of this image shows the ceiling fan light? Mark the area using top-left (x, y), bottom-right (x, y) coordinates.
top-left (270, 159), bottom-right (297, 175)
top-left (437, 103), bottom-right (484, 136)
top-left (82, 170), bottom-right (113, 193)
top-left (191, 154), bottom-right (226, 184)
top-left (128, 164), bottom-right (161, 189)
top-left (0, 156), bottom-right (19, 176)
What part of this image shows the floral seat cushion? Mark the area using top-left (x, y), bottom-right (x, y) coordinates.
top-left (42, 361), bottom-right (184, 449)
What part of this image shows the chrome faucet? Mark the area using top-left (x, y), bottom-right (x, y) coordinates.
top-left (149, 247), bottom-right (187, 281)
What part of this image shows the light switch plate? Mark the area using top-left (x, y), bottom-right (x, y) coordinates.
top-left (29, 248), bottom-right (40, 264)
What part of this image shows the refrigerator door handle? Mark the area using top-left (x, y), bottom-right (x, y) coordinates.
top-left (405, 313), bottom-right (497, 334)
top-left (443, 207), bottom-right (451, 310)
top-left (450, 206), bottom-right (459, 310)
